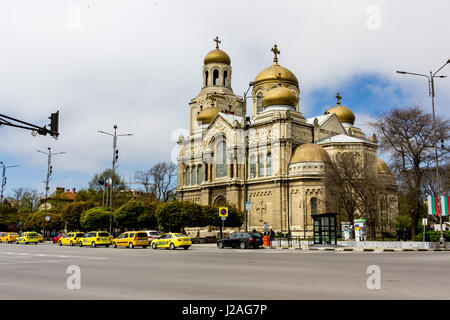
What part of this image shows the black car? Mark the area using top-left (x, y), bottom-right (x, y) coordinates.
top-left (217, 232), bottom-right (263, 249)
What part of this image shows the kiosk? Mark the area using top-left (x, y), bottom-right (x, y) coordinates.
top-left (312, 213), bottom-right (337, 245)
top-left (341, 222), bottom-right (352, 240)
top-left (354, 219), bottom-right (366, 242)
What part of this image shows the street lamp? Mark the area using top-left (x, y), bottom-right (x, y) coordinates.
top-left (98, 125), bottom-right (133, 234)
top-left (396, 58), bottom-right (450, 248)
top-left (0, 162), bottom-right (19, 204)
top-left (243, 82), bottom-right (253, 232)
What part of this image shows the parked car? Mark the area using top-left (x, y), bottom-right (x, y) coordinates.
top-left (53, 233), bottom-right (66, 244)
top-left (143, 230), bottom-right (161, 244)
top-left (79, 231), bottom-right (111, 248)
top-left (0, 232), bottom-right (19, 243)
top-left (151, 233), bottom-right (191, 250)
top-left (112, 231), bottom-right (148, 249)
top-left (16, 232), bottom-right (39, 244)
top-left (37, 233), bottom-right (44, 243)
top-left (58, 232), bottom-right (85, 246)
top-left (217, 232), bottom-right (263, 249)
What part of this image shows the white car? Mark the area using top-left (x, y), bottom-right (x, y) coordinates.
top-left (144, 230), bottom-right (161, 244)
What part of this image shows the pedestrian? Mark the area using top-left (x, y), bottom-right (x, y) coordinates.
top-left (197, 229), bottom-right (200, 238)
top-left (402, 228), bottom-right (408, 241)
top-left (269, 228), bottom-right (275, 247)
top-left (396, 228), bottom-right (401, 241)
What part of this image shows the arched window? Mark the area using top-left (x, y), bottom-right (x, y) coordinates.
top-left (258, 154), bottom-right (265, 177)
top-left (213, 69), bottom-right (219, 85)
top-left (216, 141), bottom-right (227, 177)
top-left (205, 71), bottom-right (209, 86)
top-left (185, 167), bottom-right (190, 186)
top-left (250, 156), bottom-right (256, 178)
top-left (266, 153), bottom-right (272, 176)
top-left (192, 166), bottom-right (196, 185)
top-left (310, 197), bottom-right (318, 215)
top-left (256, 92), bottom-right (263, 113)
top-left (198, 165), bottom-right (202, 184)
top-left (223, 70), bottom-right (228, 86)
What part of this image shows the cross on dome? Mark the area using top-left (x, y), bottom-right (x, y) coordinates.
top-left (214, 36), bottom-right (221, 49)
top-left (271, 44), bottom-right (280, 64)
top-left (335, 92), bottom-right (342, 105)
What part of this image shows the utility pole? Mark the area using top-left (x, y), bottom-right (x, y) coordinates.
top-left (35, 148), bottom-right (66, 231)
top-left (0, 162), bottom-right (19, 204)
top-left (98, 125), bottom-right (133, 233)
top-left (397, 58), bottom-right (449, 248)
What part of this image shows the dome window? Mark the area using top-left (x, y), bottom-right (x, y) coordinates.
top-left (223, 70), bottom-right (228, 86)
top-left (204, 71), bottom-right (209, 86)
top-left (213, 69), bottom-right (219, 85)
top-left (256, 92), bottom-right (263, 113)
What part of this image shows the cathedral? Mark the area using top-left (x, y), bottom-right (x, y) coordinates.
top-left (176, 38), bottom-right (398, 238)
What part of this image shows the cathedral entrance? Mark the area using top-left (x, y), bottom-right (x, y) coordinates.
top-left (213, 196), bottom-right (227, 206)
top-left (312, 213), bottom-right (337, 245)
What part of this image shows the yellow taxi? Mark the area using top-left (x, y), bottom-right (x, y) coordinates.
top-left (79, 231), bottom-right (111, 248)
top-left (150, 233), bottom-right (192, 250)
top-left (58, 232), bottom-right (85, 246)
top-left (0, 232), bottom-right (19, 243)
top-left (112, 231), bottom-right (148, 249)
top-left (37, 233), bottom-right (44, 243)
top-left (16, 232), bottom-right (39, 244)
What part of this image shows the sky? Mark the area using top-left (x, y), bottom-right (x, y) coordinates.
top-left (0, 0), bottom-right (449, 197)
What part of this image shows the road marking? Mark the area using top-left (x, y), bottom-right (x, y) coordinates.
top-left (0, 252), bottom-right (108, 260)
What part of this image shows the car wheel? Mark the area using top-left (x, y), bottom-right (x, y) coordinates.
top-left (58, 241), bottom-right (62, 246)
top-left (112, 242), bottom-right (117, 248)
top-left (91, 241), bottom-right (96, 248)
top-left (79, 242), bottom-right (83, 247)
top-left (105, 244), bottom-right (109, 248)
top-left (183, 246), bottom-right (190, 250)
top-left (142, 245), bottom-right (147, 249)
top-left (170, 243), bottom-right (175, 250)
top-left (129, 242), bottom-right (134, 249)
top-left (152, 243), bottom-right (157, 249)
top-left (240, 242), bottom-right (246, 250)
top-left (70, 241), bottom-right (74, 246)
top-left (217, 242), bottom-right (224, 249)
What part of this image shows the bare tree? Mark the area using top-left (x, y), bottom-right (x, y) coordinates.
top-left (134, 170), bottom-right (153, 194)
top-left (371, 106), bottom-right (449, 236)
top-left (149, 162), bottom-right (177, 202)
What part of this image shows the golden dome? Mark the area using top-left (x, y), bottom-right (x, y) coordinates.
top-left (290, 143), bottom-right (331, 163)
top-left (254, 63), bottom-right (298, 86)
top-left (204, 49), bottom-right (231, 65)
top-left (262, 86), bottom-right (298, 108)
top-left (325, 105), bottom-right (355, 125)
top-left (377, 158), bottom-right (391, 174)
top-left (197, 107), bottom-right (221, 124)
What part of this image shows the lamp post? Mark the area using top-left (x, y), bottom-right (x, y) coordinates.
top-left (396, 58), bottom-right (450, 248)
top-left (243, 82), bottom-right (254, 232)
top-left (0, 162), bottom-right (19, 204)
top-left (98, 125), bottom-right (133, 234)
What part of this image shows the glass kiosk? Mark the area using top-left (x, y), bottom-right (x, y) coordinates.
top-left (313, 213), bottom-right (337, 245)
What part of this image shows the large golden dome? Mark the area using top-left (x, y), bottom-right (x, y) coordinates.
top-left (197, 107), bottom-right (221, 124)
top-left (290, 143), bottom-right (331, 163)
top-left (325, 105), bottom-right (355, 125)
top-left (377, 158), bottom-right (391, 174)
top-left (204, 49), bottom-right (231, 65)
top-left (262, 86), bottom-right (298, 108)
top-left (254, 63), bottom-right (298, 86)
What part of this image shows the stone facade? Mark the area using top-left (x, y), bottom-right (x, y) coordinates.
top-left (176, 42), bottom-right (398, 238)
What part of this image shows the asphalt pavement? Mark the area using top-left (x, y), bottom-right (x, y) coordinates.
top-left (0, 242), bottom-right (449, 299)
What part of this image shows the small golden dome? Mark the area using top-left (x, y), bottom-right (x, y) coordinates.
top-left (326, 105), bottom-right (355, 125)
top-left (377, 158), bottom-right (391, 174)
top-left (197, 107), bottom-right (221, 124)
top-left (262, 86), bottom-right (298, 108)
top-left (290, 143), bottom-right (331, 163)
top-left (204, 49), bottom-right (231, 65)
top-left (254, 63), bottom-right (298, 86)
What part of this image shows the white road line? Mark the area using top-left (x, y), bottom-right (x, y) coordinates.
top-left (0, 252), bottom-right (108, 260)
top-left (0, 258), bottom-right (108, 265)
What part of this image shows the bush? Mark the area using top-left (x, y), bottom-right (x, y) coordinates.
top-left (412, 231), bottom-right (450, 242)
top-left (23, 209), bottom-right (62, 231)
top-left (61, 200), bottom-right (96, 231)
top-left (80, 207), bottom-right (112, 230)
top-left (395, 215), bottom-right (412, 230)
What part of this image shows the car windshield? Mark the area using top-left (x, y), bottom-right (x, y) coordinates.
top-left (136, 232), bottom-right (147, 237)
top-left (250, 233), bottom-right (262, 238)
top-left (150, 232), bottom-right (159, 235)
top-left (174, 234), bottom-right (186, 237)
top-left (76, 233), bottom-right (84, 237)
top-left (98, 232), bottom-right (109, 237)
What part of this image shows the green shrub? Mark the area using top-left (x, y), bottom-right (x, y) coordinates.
top-left (412, 231), bottom-right (450, 242)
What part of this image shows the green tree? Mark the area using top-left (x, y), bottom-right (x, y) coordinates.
top-left (80, 207), bottom-right (112, 230)
top-left (113, 200), bottom-right (144, 230)
top-left (61, 200), bottom-right (96, 231)
top-left (0, 199), bottom-right (18, 231)
top-left (156, 201), bottom-right (201, 232)
top-left (88, 169), bottom-right (127, 192)
top-left (23, 209), bottom-right (62, 231)
top-left (138, 201), bottom-right (159, 229)
top-left (203, 204), bottom-right (244, 228)
top-left (75, 188), bottom-right (102, 204)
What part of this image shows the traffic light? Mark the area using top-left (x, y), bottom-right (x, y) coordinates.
top-left (49, 111), bottom-right (59, 137)
top-left (115, 149), bottom-right (119, 161)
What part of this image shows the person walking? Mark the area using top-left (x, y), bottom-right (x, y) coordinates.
top-left (269, 229), bottom-right (275, 248)
top-left (402, 228), bottom-right (408, 241)
top-left (396, 228), bottom-right (401, 241)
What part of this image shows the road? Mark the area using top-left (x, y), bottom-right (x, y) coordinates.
top-left (0, 242), bottom-right (448, 299)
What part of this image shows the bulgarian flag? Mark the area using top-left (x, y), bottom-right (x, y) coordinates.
top-left (440, 196), bottom-right (449, 216)
top-left (427, 195), bottom-right (440, 216)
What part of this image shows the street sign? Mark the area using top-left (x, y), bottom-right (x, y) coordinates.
top-left (264, 222), bottom-right (268, 232)
top-left (45, 215), bottom-right (50, 221)
top-left (219, 207), bottom-right (228, 218)
top-left (422, 218), bottom-right (428, 226)
top-left (221, 217), bottom-right (227, 221)
top-left (245, 201), bottom-right (251, 211)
